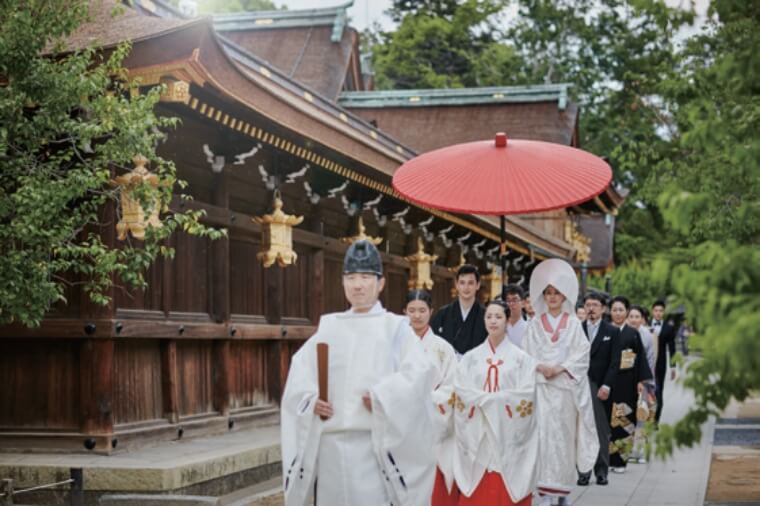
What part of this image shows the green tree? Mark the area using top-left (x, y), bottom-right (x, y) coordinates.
top-left (372, 0), bottom-right (527, 89)
top-left (0, 1), bottom-right (224, 327)
top-left (641, 1), bottom-right (760, 455)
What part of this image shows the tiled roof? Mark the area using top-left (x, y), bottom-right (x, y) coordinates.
top-left (58, 0), bottom-right (198, 53)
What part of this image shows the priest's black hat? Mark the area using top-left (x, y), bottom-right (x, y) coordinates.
top-left (343, 240), bottom-right (383, 276)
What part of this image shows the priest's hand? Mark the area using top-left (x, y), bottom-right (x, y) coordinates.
top-left (597, 386), bottom-right (610, 401)
top-left (362, 392), bottom-right (373, 412)
top-left (314, 399), bottom-right (334, 419)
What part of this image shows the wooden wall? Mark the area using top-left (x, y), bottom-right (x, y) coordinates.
top-left (0, 110), bottom-right (479, 453)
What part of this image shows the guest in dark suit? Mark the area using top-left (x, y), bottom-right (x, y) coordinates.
top-left (430, 264), bottom-right (487, 355)
top-left (577, 292), bottom-right (621, 486)
top-left (651, 299), bottom-right (677, 423)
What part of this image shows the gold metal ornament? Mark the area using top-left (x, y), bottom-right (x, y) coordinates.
top-left (113, 154), bottom-right (162, 241)
top-left (253, 190), bottom-right (304, 268)
top-left (340, 216), bottom-right (382, 245)
top-left (405, 237), bottom-right (438, 290)
top-left (482, 267), bottom-right (503, 301)
top-left (565, 221), bottom-right (592, 264)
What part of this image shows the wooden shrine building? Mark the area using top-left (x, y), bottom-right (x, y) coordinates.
top-left (0, 0), bottom-right (621, 459)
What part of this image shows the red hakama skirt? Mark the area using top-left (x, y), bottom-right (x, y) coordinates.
top-left (432, 467), bottom-right (460, 506)
top-left (458, 471), bottom-right (531, 506)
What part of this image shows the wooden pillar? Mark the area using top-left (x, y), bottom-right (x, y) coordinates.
top-left (213, 340), bottom-right (232, 415)
top-left (210, 166), bottom-right (233, 415)
top-left (267, 340), bottom-right (283, 404)
top-left (211, 167), bottom-right (230, 323)
top-left (160, 340), bottom-right (180, 423)
top-left (310, 249), bottom-right (324, 325)
top-left (79, 339), bottom-right (114, 438)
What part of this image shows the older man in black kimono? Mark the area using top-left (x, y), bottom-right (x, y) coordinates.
top-left (430, 264), bottom-right (487, 356)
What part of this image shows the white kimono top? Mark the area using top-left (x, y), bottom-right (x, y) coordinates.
top-left (523, 312), bottom-right (599, 496)
top-left (280, 302), bottom-right (436, 506)
top-left (436, 338), bottom-right (539, 502)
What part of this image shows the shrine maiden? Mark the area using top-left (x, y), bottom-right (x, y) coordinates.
top-left (280, 240), bottom-right (436, 506)
top-left (404, 289), bottom-right (459, 506)
top-left (523, 259), bottom-right (598, 506)
top-left (444, 300), bottom-right (539, 506)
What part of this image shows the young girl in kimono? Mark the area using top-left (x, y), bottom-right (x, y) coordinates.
top-left (448, 300), bottom-right (539, 506)
top-left (404, 290), bottom-right (459, 506)
top-left (523, 259), bottom-right (599, 506)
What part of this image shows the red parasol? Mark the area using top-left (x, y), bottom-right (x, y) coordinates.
top-left (392, 133), bottom-right (612, 293)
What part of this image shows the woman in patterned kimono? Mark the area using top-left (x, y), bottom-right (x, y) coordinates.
top-left (608, 296), bottom-right (653, 472)
top-left (450, 300), bottom-right (540, 506)
top-left (404, 290), bottom-right (459, 506)
top-left (523, 259), bottom-right (598, 506)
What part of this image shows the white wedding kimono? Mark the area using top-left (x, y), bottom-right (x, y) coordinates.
top-left (438, 337), bottom-right (539, 502)
top-left (281, 302), bottom-right (436, 506)
top-left (523, 313), bottom-right (598, 497)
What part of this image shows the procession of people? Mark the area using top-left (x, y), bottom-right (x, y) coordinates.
top-left (281, 240), bottom-right (679, 506)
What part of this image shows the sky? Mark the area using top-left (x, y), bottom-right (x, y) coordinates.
top-left (275, 0), bottom-right (710, 33)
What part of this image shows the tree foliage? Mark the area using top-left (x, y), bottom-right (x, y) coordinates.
top-left (372, 0), bottom-right (527, 89)
top-left (0, 1), bottom-right (224, 327)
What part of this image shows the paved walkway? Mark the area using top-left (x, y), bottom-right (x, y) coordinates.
top-left (559, 364), bottom-right (713, 506)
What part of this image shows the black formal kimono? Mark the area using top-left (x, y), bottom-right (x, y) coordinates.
top-left (609, 324), bottom-right (653, 468)
top-left (430, 299), bottom-right (487, 355)
top-left (651, 318), bottom-right (677, 422)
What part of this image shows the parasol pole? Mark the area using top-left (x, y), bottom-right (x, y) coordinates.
top-left (500, 215), bottom-right (506, 301)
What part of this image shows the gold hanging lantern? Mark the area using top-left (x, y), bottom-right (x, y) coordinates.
top-left (113, 154), bottom-right (162, 241)
top-left (405, 237), bottom-right (438, 290)
top-left (482, 267), bottom-right (503, 301)
top-left (341, 216), bottom-right (382, 245)
top-left (253, 190), bottom-right (304, 268)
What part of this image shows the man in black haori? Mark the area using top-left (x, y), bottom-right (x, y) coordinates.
top-left (431, 264), bottom-right (487, 356)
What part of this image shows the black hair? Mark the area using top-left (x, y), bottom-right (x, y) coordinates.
top-left (503, 284), bottom-right (525, 299)
top-left (629, 304), bottom-right (647, 319)
top-left (405, 289), bottom-right (433, 308)
top-left (584, 292), bottom-right (607, 305)
top-left (485, 299), bottom-right (511, 319)
top-left (456, 264), bottom-right (480, 283)
top-left (652, 299), bottom-right (666, 309)
top-left (610, 295), bottom-right (631, 311)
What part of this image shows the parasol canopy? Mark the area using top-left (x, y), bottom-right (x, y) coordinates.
top-left (392, 133), bottom-right (612, 216)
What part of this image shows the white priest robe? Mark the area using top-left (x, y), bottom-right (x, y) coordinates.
top-left (280, 302), bottom-right (437, 506)
top-left (447, 338), bottom-right (539, 502)
top-left (420, 327), bottom-right (458, 493)
top-left (523, 313), bottom-right (598, 497)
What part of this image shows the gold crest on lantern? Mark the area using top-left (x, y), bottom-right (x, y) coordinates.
top-left (113, 154), bottom-right (162, 241)
top-left (405, 237), bottom-right (438, 290)
top-left (253, 190), bottom-right (304, 268)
